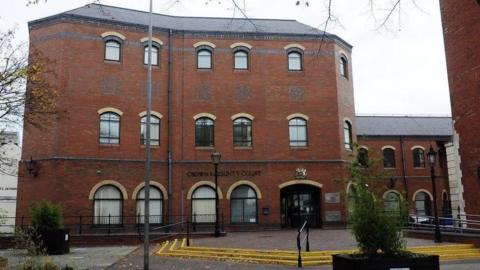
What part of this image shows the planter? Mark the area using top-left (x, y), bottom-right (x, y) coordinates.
top-left (0, 257), bottom-right (7, 270)
top-left (39, 229), bottom-right (70, 255)
top-left (332, 253), bottom-right (439, 270)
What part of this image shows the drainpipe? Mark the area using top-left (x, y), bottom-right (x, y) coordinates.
top-left (399, 136), bottom-right (409, 206)
top-left (167, 29), bottom-right (173, 224)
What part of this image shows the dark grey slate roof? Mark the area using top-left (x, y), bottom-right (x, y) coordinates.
top-left (30, 4), bottom-right (351, 47)
top-left (356, 116), bottom-right (453, 137)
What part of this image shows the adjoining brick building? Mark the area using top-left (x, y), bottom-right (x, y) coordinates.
top-left (439, 0), bottom-right (480, 219)
top-left (356, 116), bottom-right (458, 219)
top-left (16, 4), bottom-right (456, 232)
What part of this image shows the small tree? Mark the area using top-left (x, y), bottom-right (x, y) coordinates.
top-left (347, 145), bottom-right (408, 256)
top-left (29, 201), bottom-right (63, 232)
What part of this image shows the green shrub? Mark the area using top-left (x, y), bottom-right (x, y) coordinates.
top-left (14, 228), bottom-right (45, 256)
top-left (29, 201), bottom-right (63, 232)
top-left (20, 257), bottom-right (59, 270)
top-left (347, 145), bottom-right (408, 256)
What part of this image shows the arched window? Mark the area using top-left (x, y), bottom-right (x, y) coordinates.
top-left (287, 51), bottom-right (302, 71)
top-left (197, 48), bottom-right (212, 69)
top-left (383, 148), bottom-right (396, 168)
top-left (233, 117), bottom-right (252, 147)
top-left (93, 185), bottom-right (122, 225)
top-left (339, 55), bottom-right (348, 78)
top-left (413, 148), bottom-right (425, 168)
top-left (144, 44), bottom-right (159, 66)
top-left (231, 185), bottom-right (257, 224)
top-left (136, 186), bottom-right (163, 224)
top-left (105, 40), bottom-right (121, 61)
top-left (195, 117), bottom-right (214, 147)
top-left (234, 50), bottom-right (248, 70)
top-left (384, 192), bottom-right (400, 214)
top-left (192, 186), bottom-right (216, 223)
top-left (343, 121), bottom-right (352, 150)
top-left (99, 112), bottom-right (120, 144)
top-left (140, 115), bottom-right (160, 146)
top-left (358, 147), bottom-right (369, 167)
top-left (289, 117), bottom-right (307, 147)
top-left (414, 191), bottom-right (432, 217)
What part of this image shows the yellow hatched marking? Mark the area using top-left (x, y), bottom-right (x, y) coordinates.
top-left (169, 239), bottom-right (178, 251)
top-left (156, 241), bottom-right (170, 255)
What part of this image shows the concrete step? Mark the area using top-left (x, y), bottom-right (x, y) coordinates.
top-left (156, 238), bottom-right (480, 266)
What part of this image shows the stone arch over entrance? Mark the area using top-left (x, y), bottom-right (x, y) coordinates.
top-left (279, 181), bottom-right (322, 228)
top-left (278, 180), bottom-right (323, 189)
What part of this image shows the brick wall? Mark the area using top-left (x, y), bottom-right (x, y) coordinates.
top-left (440, 0), bottom-right (480, 216)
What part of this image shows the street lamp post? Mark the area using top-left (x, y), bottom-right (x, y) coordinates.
top-left (211, 150), bottom-right (221, 237)
top-left (427, 145), bottom-right (442, 243)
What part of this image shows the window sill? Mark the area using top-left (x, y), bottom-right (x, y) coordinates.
top-left (287, 70), bottom-right (304, 73)
top-left (233, 69), bottom-right (249, 73)
top-left (104, 60), bottom-right (121, 64)
top-left (413, 167), bottom-right (426, 170)
top-left (99, 144), bottom-right (120, 147)
top-left (140, 145), bottom-right (160, 148)
top-left (290, 146), bottom-right (308, 150)
top-left (197, 68), bottom-right (213, 72)
top-left (234, 146), bottom-right (253, 150)
top-left (384, 167), bottom-right (396, 170)
top-left (143, 64), bottom-right (160, 69)
top-left (195, 146), bottom-right (214, 150)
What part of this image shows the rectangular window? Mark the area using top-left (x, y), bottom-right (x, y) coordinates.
top-left (105, 41), bottom-right (120, 61)
top-left (195, 119), bottom-right (214, 147)
top-left (233, 120), bottom-right (252, 147)
top-left (289, 125), bottom-right (307, 146)
top-left (140, 116), bottom-right (160, 146)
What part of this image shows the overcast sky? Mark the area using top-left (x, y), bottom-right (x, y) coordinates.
top-left (1, 0), bottom-right (452, 116)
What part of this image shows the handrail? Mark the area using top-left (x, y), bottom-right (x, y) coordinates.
top-left (407, 214), bottom-right (480, 235)
top-left (296, 220), bottom-right (310, 268)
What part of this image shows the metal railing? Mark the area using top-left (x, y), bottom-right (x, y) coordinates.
top-left (407, 214), bottom-right (480, 234)
top-left (0, 214), bottom-right (225, 237)
top-left (296, 220), bottom-right (310, 268)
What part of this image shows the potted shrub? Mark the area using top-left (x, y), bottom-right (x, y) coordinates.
top-left (333, 146), bottom-right (439, 270)
top-left (29, 201), bottom-right (69, 255)
top-left (0, 256), bottom-right (7, 269)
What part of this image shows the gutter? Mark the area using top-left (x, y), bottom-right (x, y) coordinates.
top-left (167, 29), bottom-right (173, 224)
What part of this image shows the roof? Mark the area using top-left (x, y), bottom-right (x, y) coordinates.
top-left (29, 4), bottom-right (351, 48)
top-left (355, 116), bottom-right (453, 137)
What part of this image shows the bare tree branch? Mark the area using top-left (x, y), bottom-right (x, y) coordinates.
top-left (230, 0), bottom-right (258, 31)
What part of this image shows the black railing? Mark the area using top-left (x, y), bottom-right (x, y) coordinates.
top-left (407, 213), bottom-right (480, 234)
top-left (296, 220), bottom-right (310, 268)
top-left (0, 214), bottom-right (225, 237)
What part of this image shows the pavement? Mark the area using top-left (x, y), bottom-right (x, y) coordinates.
top-left (0, 246), bottom-right (136, 270)
top-left (3, 229), bottom-right (480, 269)
top-left (109, 229), bottom-right (480, 269)
top-left (192, 229), bottom-right (448, 250)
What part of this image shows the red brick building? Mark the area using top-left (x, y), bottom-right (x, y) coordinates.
top-left (356, 116), bottom-right (454, 219)
top-left (440, 0), bottom-right (480, 218)
top-left (16, 4), bottom-right (455, 231)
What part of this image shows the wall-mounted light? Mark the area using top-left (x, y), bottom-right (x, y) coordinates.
top-left (24, 157), bottom-right (38, 177)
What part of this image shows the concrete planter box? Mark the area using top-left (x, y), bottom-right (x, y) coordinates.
top-left (332, 253), bottom-right (439, 270)
top-left (39, 229), bottom-right (70, 255)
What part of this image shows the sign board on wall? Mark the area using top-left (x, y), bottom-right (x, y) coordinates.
top-left (325, 211), bottom-right (341, 222)
top-left (325, 192), bottom-right (340, 203)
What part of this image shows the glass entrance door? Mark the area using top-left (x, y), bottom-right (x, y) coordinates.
top-left (281, 184), bottom-right (320, 228)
